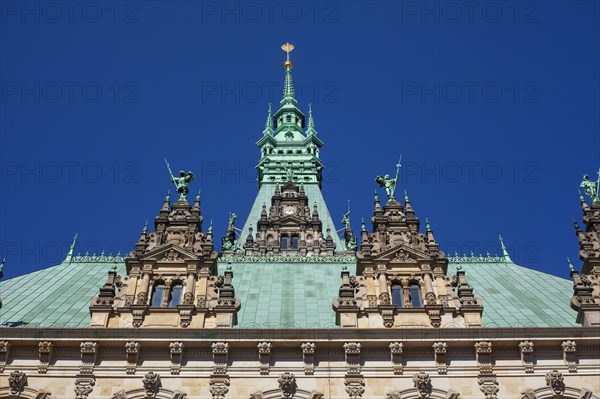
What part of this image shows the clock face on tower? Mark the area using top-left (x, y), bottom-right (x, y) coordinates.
top-left (284, 205), bottom-right (296, 216)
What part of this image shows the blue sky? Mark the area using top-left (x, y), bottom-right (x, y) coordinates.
top-left (1, 1), bottom-right (599, 280)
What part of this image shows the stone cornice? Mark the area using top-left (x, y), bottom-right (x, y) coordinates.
top-left (2, 327), bottom-right (598, 344)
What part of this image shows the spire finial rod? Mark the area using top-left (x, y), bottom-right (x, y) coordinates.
top-left (66, 233), bottom-right (78, 264)
top-left (567, 257), bottom-right (575, 272)
top-left (499, 234), bottom-right (512, 263)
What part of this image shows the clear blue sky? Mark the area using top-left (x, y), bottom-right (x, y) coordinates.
top-left (1, 1), bottom-right (599, 280)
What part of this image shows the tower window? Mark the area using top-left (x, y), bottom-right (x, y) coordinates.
top-left (409, 283), bottom-right (422, 308)
top-left (286, 115), bottom-right (292, 122)
top-left (151, 283), bottom-right (165, 307)
top-left (280, 236), bottom-right (288, 249)
top-left (169, 283), bottom-right (183, 307)
top-left (391, 283), bottom-right (403, 307)
top-left (291, 235), bottom-right (299, 249)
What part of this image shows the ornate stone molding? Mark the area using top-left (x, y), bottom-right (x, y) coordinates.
top-left (142, 372), bottom-right (162, 397)
top-left (125, 341), bottom-right (140, 374)
top-left (74, 376), bottom-right (95, 399)
top-left (545, 369), bottom-right (565, 395)
top-left (210, 376), bottom-right (230, 399)
top-left (212, 342), bottom-right (229, 374)
top-left (0, 340), bottom-right (9, 373)
top-left (343, 342), bottom-right (361, 375)
top-left (8, 370), bottom-right (27, 395)
top-left (432, 342), bottom-right (447, 374)
top-left (344, 376), bottom-right (365, 399)
top-left (474, 341), bottom-right (493, 374)
top-left (389, 342), bottom-right (403, 375)
top-left (258, 342), bottom-right (272, 375)
top-left (561, 340), bottom-right (577, 372)
top-left (301, 342), bottom-right (316, 375)
top-left (169, 341), bottom-right (184, 375)
top-left (220, 255), bottom-right (356, 263)
top-left (38, 341), bottom-right (53, 374)
top-left (80, 341), bottom-right (98, 374)
top-left (518, 341), bottom-right (534, 373)
top-left (277, 372), bottom-right (296, 398)
top-left (413, 372), bottom-right (432, 398)
top-left (478, 375), bottom-right (499, 399)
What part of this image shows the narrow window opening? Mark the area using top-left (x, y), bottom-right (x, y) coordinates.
top-left (169, 283), bottom-right (183, 308)
top-left (151, 283), bottom-right (165, 308)
top-left (391, 283), bottom-right (403, 307)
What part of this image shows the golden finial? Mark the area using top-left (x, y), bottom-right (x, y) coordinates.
top-left (281, 42), bottom-right (295, 69)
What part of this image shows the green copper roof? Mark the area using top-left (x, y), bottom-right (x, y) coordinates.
top-left (238, 184), bottom-right (345, 251)
top-left (0, 257), bottom-right (125, 328)
top-left (0, 253), bottom-right (577, 329)
top-left (218, 260), bottom-right (354, 328)
top-left (447, 260), bottom-right (577, 328)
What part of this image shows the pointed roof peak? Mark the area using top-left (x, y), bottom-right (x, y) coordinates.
top-left (498, 234), bottom-right (512, 262)
top-left (280, 43), bottom-right (297, 106)
top-left (263, 103), bottom-right (274, 135)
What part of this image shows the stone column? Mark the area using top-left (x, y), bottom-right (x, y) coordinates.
top-left (137, 271), bottom-right (151, 304)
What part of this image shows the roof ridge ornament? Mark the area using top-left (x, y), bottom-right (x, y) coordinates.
top-left (375, 155), bottom-right (402, 202)
top-left (165, 158), bottom-right (194, 202)
top-left (580, 169), bottom-right (600, 203)
top-left (66, 233), bottom-right (79, 264)
top-left (498, 235), bottom-right (512, 263)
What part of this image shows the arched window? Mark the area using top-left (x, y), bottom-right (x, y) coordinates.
top-left (409, 283), bottom-right (422, 308)
top-left (291, 235), bottom-right (299, 249)
top-left (169, 283), bottom-right (183, 307)
top-left (286, 115), bottom-right (292, 122)
top-left (151, 283), bottom-right (165, 307)
top-left (391, 283), bottom-right (403, 307)
top-left (280, 236), bottom-right (288, 249)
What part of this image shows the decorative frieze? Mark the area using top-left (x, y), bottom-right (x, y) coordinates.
top-left (74, 376), bottom-right (95, 399)
top-left (142, 372), bottom-right (161, 397)
top-left (79, 341), bottom-right (98, 374)
top-left (301, 342), bottom-right (316, 375)
top-left (257, 342), bottom-right (272, 375)
top-left (169, 341), bottom-right (184, 375)
top-left (561, 340), bottom-right (577, 372)
top-left (413, 372), bottom-right (432, 398)
top-left (478, 375), bottom-right (499, 399)
top-left (278, 372), bottom-right (296, 398)
top-left (0, 340), bottom-right (8, 373)
top-left (474, 341), bottom-right (493, 374)
top-left (8, 370), bottom-right (27, 396)
top-left (38, 341), bottom-right (53, 374)
top-left (432, 341), bottom-right (447, 374)
top-left (518, 341), bottom-right (534, 373)
top-left (389, 342), bottom-right (403, 375)
top-left (125, 341), bottom-right (140, 374)
top-left (545, 369), bottom-right (565, 395)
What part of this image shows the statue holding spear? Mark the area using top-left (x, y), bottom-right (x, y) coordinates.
top-left (165, 158), bottom-right (195, 201)
top-left (375, 155), bottom-right (402, 201)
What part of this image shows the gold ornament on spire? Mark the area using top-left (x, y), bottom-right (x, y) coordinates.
top-left (281, 42), bottom-right (295, 69)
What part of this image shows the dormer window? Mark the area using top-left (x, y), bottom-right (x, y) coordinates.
top-left (151, 283), bottom-right (165, 307)
top-left (169, 283), bottom-right (183, 307)
top-left (409, 283), bottom-right (422, 308)
top-left (391, 283), bottom-right (404, 307)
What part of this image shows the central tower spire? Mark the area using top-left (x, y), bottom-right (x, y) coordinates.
top-left (239, 43), bottom-right (344, 251)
